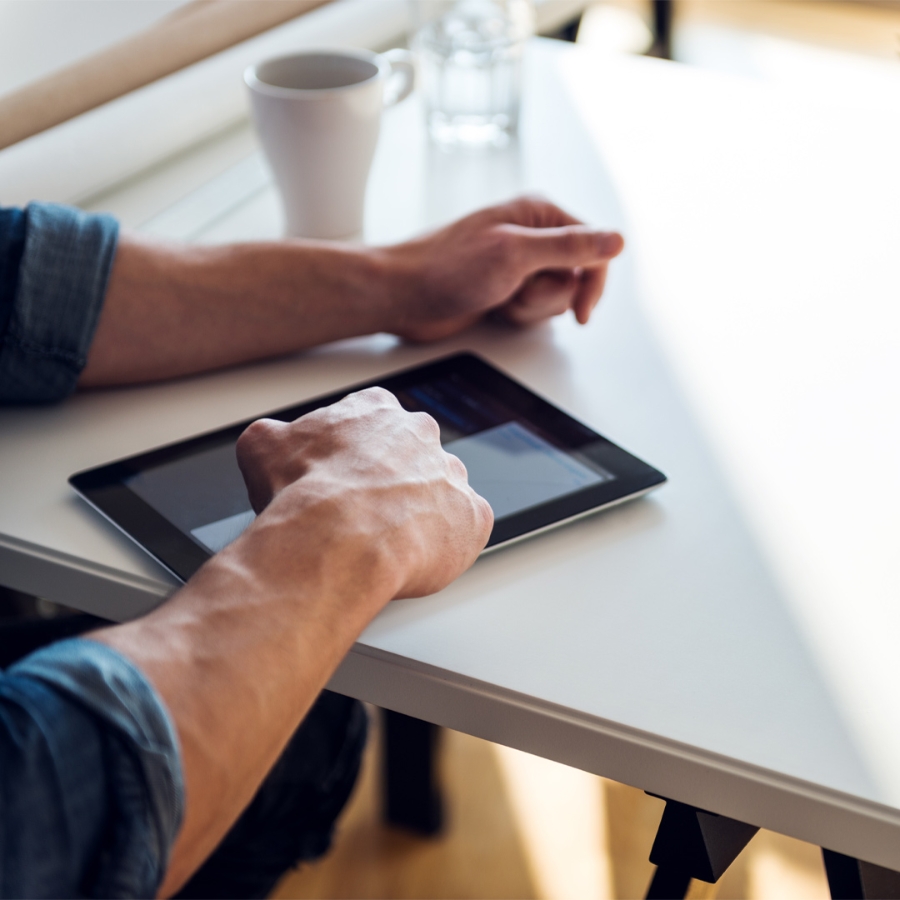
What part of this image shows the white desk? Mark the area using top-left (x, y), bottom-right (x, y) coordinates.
top-left (3, 40), bottom-right (900, 870)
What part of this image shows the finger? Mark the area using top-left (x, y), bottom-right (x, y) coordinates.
top-left (496, 195), bottom-right (585, 229)
top-left (572, 264), bottom-right (608, 325)
top-left (503, 225), bottom-right (624, 272)
top-left (236, 418), bottom-right (286, 467)
top-left (411, 410), bottom-right (442, 443)
top-left (235, 418), bottom-right (289, 511)
top-left (500, 270), bottom-right (579, 326)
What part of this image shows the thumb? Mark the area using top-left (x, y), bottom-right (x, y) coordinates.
top-left (504, 225), bottom-right (624, 270)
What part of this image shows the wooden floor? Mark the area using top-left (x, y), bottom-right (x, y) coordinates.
top-left (271, 712), bottom-right (829, 900)
top-left (271, 716), bottom-right (538, 900)
top-left (586, 0), bottom-right (900, 61)
top-left (272, 3), bottom-right (897, 898)
top-left (675, 0), bottom-right (900, 61)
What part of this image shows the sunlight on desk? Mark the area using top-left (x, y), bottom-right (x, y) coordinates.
top-left (271, 21), bottom-right (900, 898)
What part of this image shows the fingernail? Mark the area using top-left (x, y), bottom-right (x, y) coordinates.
top-left (596, 232), bottom-right (624, 255)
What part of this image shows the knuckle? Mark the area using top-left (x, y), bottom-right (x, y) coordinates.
top-left (446, 451), bottom-right (467, 479)
top-left (489, 227), bottom-right (519, 266)
top-left (363, 386), bottom-right (399, 405)
top-left (340, 386), bottom-right (397, 415)
top-left (519, 191), bottom-right (546, 206)
top-left (236, 418), bottom-right (278, 457)
top-left (510, 194), bottom-right (576, 228)
top-left (505, 196), bottom-right (532, 219)
top-left (517, 193), bottom-right (550, 216)
top-left (413, 411), bottom-right (441, 440)
top-left (301, 405), bottom-right (331, 426)
top-left (478, 494), bottom-right (494, 529)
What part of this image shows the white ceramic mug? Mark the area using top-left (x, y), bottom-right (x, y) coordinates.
top-left (245, 48), bottom-right (414, 239)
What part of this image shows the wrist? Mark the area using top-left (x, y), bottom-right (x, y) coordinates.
top-left (99, 492), bottom-right (399, 692)
top-left (287, 240), bottom-right (414, 340)
top-left (224, 484), bottom-right (401, 630)
top-left (367, 242), bottom-right (426, 337)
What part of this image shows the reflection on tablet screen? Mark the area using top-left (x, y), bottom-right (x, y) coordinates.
top-left (191, 510), bottom-right (256, 554)
top-left (445, 421), bottom-right (611, 518)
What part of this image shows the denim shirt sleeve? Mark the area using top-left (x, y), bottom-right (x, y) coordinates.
top-left (0, 203), bottom-right (119, 403)
top-left (1, 638), bottom-right (184, 898)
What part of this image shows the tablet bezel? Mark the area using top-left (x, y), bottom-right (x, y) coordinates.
top-left (70, 352), bottom-right (666, 583)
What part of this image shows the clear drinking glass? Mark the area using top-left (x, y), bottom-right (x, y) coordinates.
top-left (413, 0), bottom-right (534, 148)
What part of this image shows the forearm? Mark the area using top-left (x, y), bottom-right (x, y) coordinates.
top-left (75, 199), bottom-right (624, 389)
top-left (89, 383), bottom-right (490, 894)
top-left (92, 505), bottom-right (395, 895)
top-left (79, 234), bottom-right (402, 387)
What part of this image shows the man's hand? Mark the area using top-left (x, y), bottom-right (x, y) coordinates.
top-left (381, 196), bottom-right (625, 342)
top-left (236, 387), bottom-right (493, 600)
top-left (100, 389), bottom-right (492, 895)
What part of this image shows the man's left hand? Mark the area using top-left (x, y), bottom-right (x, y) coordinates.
top-left (379, 196), bottom-right (625, 342)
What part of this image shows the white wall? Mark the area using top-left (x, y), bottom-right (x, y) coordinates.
top-left (0, 0), bottom-right (191, 97)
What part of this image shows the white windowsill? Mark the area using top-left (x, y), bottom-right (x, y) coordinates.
top-left (0, 0), bottom-right (410, 208)
top-left (0, 0), bottom-right (587, 210)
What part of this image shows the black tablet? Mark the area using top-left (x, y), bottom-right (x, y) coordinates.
top-left (70, 353), bottom-right (665, 583)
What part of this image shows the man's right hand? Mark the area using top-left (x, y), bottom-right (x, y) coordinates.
top-left (102, 388), bottom-right (491, 897)
top-left (235, 386), bottom-right (494, 601)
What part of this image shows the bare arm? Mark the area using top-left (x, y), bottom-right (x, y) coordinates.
top-left (80, 197), bottom-right (623, 892)
top-left (79, 197), bottom-right (623, 387)
top-left (91, 388), bottom-right (493, 895)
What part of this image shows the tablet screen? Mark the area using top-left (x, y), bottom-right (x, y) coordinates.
top-left (125, 369), bottom-right (617, 555)
top-left (71, 353), bottom-right (664, 580)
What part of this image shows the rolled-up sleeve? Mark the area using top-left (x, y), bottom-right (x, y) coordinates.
top-left (0, 638), bottom-right (184, 898)
top-left (0, 203), bottom-right (119, 403)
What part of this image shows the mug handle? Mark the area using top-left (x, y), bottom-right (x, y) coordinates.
top-left (381, 48), bottom-right (415, 107)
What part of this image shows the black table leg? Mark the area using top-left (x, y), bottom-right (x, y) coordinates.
top-left (644, 797), bottom-right (759, 899)
top-left (646, 865), bottom-right (691, 900)
top-left (381, 709), bottom-right (444, 836)
top-left (824, 850), bottom-right (865, 899)
top-left (823, 849), bottom-right (900, 899)
top-left (650, 0), bottom-right (674, 60)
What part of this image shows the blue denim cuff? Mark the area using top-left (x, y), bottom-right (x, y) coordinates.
top-left (10, 637), bottom-right (185, 876)
top-left (0, 203), bottom-right (118, 403)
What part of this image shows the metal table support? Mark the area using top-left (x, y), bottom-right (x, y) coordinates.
top-left (644, 797), bottom-right (759, 899)
top-left (822, 849), bottom-right (900, 899)
top-left (645, 797), bottom-right (900, 899)
top-left (381, 710), bottom-right (444, 836)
